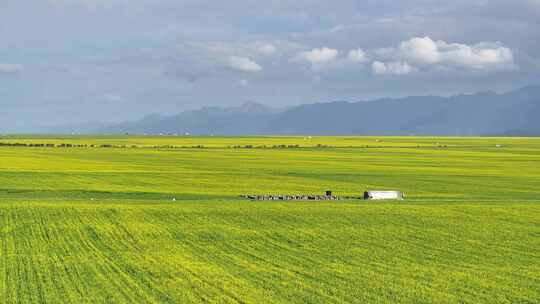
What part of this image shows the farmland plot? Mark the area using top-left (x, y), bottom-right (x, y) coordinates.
top-left (0, 136), bottom-right (539, 303)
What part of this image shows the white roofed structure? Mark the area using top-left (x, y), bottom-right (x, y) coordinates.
top-left (364, 191), bottom-right (405, 200)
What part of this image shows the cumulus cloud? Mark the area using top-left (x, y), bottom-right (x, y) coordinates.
top-left (0, 64), bottom-right (24, 73)
top-left (372, 61), bottom-right (416, 75)
top-left (389, 36), bottom-right (515, 70)
top-left (399, 37), bottom-right (441, 64)
top-left (290, 37), bottom-right (515, 75)
top-left (227, 56), bottom-right (263, 73)
top-left (348, 48), bottom-right (368, 63)
top-left (297, 47), bottom-right (339, 65)
top-left (439, 41), bottom-right (514, 70)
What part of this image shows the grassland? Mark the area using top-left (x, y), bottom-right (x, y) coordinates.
top-left (0, 136), bottom-right (539, 303)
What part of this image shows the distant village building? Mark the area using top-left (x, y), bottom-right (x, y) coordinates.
top-left (364, 191), bottom-right (405, 200)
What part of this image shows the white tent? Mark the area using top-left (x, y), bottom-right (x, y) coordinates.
top-left (364, 191), bottom-right (405, 200)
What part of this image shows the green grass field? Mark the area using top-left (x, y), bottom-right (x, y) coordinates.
top-left (0, 136), bottom-right (539, 303)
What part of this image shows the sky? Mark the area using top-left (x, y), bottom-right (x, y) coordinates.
top-left (1, 0), bottom-right (540, 132)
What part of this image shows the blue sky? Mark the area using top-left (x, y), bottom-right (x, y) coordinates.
top-left (1, 0), bottom-right (539, 131)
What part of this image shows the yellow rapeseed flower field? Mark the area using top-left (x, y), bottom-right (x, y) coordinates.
top-left (0, 136), bottom-right (539, 303)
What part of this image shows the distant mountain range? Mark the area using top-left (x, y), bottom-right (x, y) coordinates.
top-left (69, 85), bottom-right (540, 136)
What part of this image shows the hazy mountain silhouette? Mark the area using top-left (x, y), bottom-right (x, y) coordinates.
top-left (97, 85), bottom-right (540, 136)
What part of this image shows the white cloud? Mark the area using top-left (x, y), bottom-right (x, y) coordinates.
top-left (372, 61), bottom-right (416, 75)
top-left (438, 41), bottom-right (514, 70)
top-left (0, 64), bottom-right (24, 73)
top-left (387, 36), bottom-right (515, 70)
top-left (399, 37), bottom-right (441, 64)
top-left (289, 37), bottom-right (514, 75)
top-left (297, 47), bottom-right (339, 65)
top-left (227, 56), bottom-right (263, 73)
top-left (348, 48), bottom-right (368, 63)
top-left (256, 43), bottom-right (277, 56)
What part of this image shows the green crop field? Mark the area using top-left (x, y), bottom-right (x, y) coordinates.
top-left (0, 136), bottom-right (539, 303)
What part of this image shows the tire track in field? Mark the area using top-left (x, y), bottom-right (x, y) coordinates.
top-left (77, 211), bottom-right (178, 304)
top-left (8, 205), bottom-right (176, 303)
top-left (104, 214), bottom-right (178, 303)
top-left (0, 208), bottom-right (14, 303)
top-left (0, 208), bottom-right (46, 303)
top-left (6, 205), bottom-right (167, 303)
top-left (4, 208), bottom-right (71, 303)
top-left (220, 236), bottom-right (356, 303)
top-left (174, 227), bottom-right (353, 304)
top-left (172, 261), bottom-right (247, 304)
top-left (159, 208), bottom-right (365, 303)
top-left (156, 229), bottom-right (263, 302)
top-left (135, 212), bottom-right (255, 303)
top-left (81, 226), bottom-right (149, 302)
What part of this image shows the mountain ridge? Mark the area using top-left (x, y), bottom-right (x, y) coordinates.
top-left (71, 85), bottom-right (540, 136)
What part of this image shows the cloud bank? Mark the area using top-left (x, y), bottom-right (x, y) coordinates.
top-left (1, 0), bottom-right (538, 132)
top-left (395, 36), bottom-right (515, 70)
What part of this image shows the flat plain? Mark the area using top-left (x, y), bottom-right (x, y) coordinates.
top-left (0, 136), bottom-right (539, 303)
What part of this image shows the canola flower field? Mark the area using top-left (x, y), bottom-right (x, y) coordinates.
top-left (0, 136), bottom-right (539, 303)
